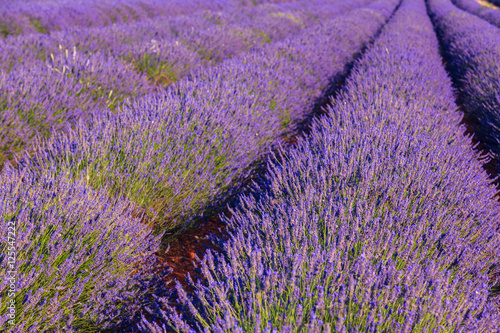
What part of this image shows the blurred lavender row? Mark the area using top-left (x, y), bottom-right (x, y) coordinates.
top-left (0, 0), bottom-right (356, 167)
top-left (0, 1), bottom-right (355, 73)
top-left (428, 0), bottom-right (500, 174)
top-left (138, 0), bottom-right (500, 330)
top-left (0, 0), bottom-right (258, 38)
top-left (0, 166), bottom-right (167, 332)
top-left (452, 0), bottom-right (500, 27)
top-left (22, 0), bottom-right (390, 236)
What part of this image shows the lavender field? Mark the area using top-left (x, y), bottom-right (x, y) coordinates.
top-left (1, 0), bottom-right (500, 331)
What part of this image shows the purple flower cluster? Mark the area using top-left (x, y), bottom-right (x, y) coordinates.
top-left (0, 0), bottom-right (352, 168)
top-left (25, 0), bottom-right (390, 235)
top-left (138, 0), bottom-right (500, 330)
top-left (452, 0), bottom-right (500, 28)
top-left (428, 0), bottom-right (500, 173)
top-left (0, 166), bottom-right (165, 332)
top-left (0, 0), bottom-right (232, 38)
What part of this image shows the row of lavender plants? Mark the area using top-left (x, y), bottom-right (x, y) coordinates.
top-left (0, 0), bottom-right (236, 38)
top-left (138, 0), bottom-right (500, 330)
top-left (0, 2), bottom-right (334, 78)
top-left (0, 0), bottom-right (310, 71)
top-left (452, 0), bottom-right (500, 28)
top-left (0, 0), bottom-right (349, 167)
top-left (428, 0), bottom-right (500, 174)
top-left (0, 166), bottom-right (167, 332)
top-left (0, 0), bottom-right (349, 74)
top-left (20, 0), bottom-right (393, 238)
top-left (0, 0), bottom-right (389, 331)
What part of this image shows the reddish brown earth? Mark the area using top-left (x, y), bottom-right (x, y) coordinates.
top-left (154, 215), bottom-right (228, 291)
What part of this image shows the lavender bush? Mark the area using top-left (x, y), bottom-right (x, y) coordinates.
top-left (428, 0), bottom-right (500, 174)
top-left (0, 166), bottom-right (165, 332)
top-left (25, 0), bottom-right (394, 236)
top-left (452, 0), bottom-right (500, 28)
top-left (138, 0), bottom-right (500, 330)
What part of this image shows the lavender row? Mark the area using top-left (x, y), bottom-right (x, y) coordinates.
top-left (138, 0), bottom-right (500, 330)
top-left (0, 0), bottom-right (234, 38)
top-left (119, 0), bottom-right (358, 85)
top-left (0, 0), bottom-right (350, 73)
top-left (452, 0), bottom-right (500, 28)
top-left (428, 0), bottom-right (500, 174)
top-left (22, 0), bottom-right (389, 237)
top-left (0, 166), bottom-right (166, 332)
top-left (0, 0), bottom-right (351, 167)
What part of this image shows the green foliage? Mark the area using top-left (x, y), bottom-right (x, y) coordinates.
top-left (29, 18), bottom-right (48, 34)
top-left (132, 54), bottom-right (179, 86)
